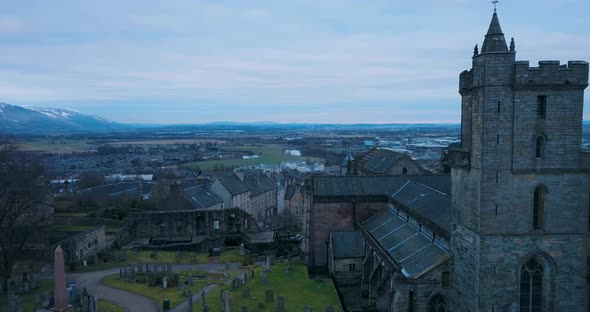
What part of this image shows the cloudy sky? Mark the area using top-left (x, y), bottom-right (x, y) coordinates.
top-left (0, 0), bottom-right (589, 124)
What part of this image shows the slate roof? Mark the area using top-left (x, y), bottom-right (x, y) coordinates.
top-left (359, 148), bottom-right (406, 173)
top-left (391, 181), bottom-right (451, 235)
top-left (330, 230), bottom-right (365, 258)
top-left (284, 185), bottom-right (298, 200)
top-left (244, 173), bottom-right (276, 197)
top-left (219, 174), bottom-right (249, 196)
top-left (312, 175), bottom-right (451, 198)
top-left (78, 182), bottom-right (141, 201)
top-left (183, 185), bottom-right (224, 210)
top-left (482, 12), bottom-right (508, 53)
top-left (360, 207), bottom-right (451, 279)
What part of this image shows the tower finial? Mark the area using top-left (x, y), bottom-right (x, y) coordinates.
top-left (492, 0), bottom-right (499, 13)
top-left (509, 37), bottom-right (515, 52)
top-left (473, 44), bottom-right (479, 57)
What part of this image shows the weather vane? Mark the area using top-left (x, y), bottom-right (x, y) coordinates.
top-left (492, 0), bottom-right (499, 13)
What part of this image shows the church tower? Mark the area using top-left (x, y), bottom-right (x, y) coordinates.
top-left (449, 10), bottom-right (589, 311)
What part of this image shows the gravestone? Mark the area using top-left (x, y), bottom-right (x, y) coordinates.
top-left (262, 272), bottom-right (268, 285)
top-left (188, 290), bottom-right (193, 312)
top-left (146, 263), bottom-right (151, 272)
top-left (240, 243), bottom-right (245, 255)
top-left (151, 250), bottom-right (158, 259)
top-left (176, 250), bottom-right (181, 263)
top-left (285, 263), bottom-right (293, 273)
top-left (265, 256), bottom-right (271, 270)
top-left (222, 291), bottom-right (232, 312)
top-left (138, 264), bottom-right (143, 273)
top-left (23, 281), bottom-right (30, 293)
top-left (251, 270), bottom-right (254, 278)
top-left (243, 272), bottom-right (248, 283)
top-left (189, 273), bottom-right (193, 286)
top-left (242, 287), bottom-right (251, 298)
top-left (163, 277), bottom-right (168, 289)
top-left (277, 296), bottom-right (285, 312)
top-left (8, 293), bottom-right (24, 312)
top-left (241, 304), bottom-right (248, 312)
top-left (225, 261), bottom-right (230, 270)
top-left (201, 290), bottom-right (207, 312)
top-left (119, 267), bottom-right (123, 278)
top-left (53, 245), bottom-right (70, 311)
top-left (154, 264), bottom-right (159, 272)
top-left (264, 289), bottom-right (274, 302)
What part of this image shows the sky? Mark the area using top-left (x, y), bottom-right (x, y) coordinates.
top-left (0, 0), bottom-right (589, 124)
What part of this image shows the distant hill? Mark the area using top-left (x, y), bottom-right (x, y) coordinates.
top-left (0, 103), bottom-right (124, 134)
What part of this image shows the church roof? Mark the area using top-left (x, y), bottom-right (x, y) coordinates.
top-left (360, 207), bottom-right (451, 279)
top-left (357, 148), bottom-right (407, 174)
top-left (312, 175), bottom-right (451, 198)
top-left (330, 230), bottom-right (365, 258)
top-left (481, 12), bottom-right (508, 53)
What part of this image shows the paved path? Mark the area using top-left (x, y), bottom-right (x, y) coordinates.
top-left (68, 263), bottom-right (241, 312)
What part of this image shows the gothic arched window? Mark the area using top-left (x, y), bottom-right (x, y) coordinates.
top-left (520, 257), bottom-right (543, 312)
top-left (428, 295), bottom-right (447, 312)
top-left (535, 135), bottom-right (545, 158)
top-left (533, 186), bottom-right (545, 230)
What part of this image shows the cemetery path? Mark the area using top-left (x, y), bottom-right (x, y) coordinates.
top-left (68, 263), bottom-right (241, 312)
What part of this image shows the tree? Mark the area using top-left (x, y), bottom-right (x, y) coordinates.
top-left (0, 142), bottom-right (52, 292)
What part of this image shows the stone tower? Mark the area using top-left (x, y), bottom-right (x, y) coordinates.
top-left (448, 11), bottom-right (589, 311)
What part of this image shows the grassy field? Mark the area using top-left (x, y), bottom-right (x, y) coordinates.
top-left (0, 279), bottom-right (52, 312)
top-left (102, 269), bottom-right (233, 308)
top-left (71, 249), bottom-right (244, 273)
top-left (185, 144), bottom-right (323, 171)
top-left (197, 262), bottom-right (342, 312)
top-left (109, 139), bottom-right (226, 145)
top-left (97, 300), bottom-right (126, 312)
top-left (17, 138), bottom-right (96, 153)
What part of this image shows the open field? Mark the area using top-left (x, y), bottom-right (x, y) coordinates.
top-left (17, 138), bottom-right (97, 153)
top-left (109, 139), bottom-right (226, 145)
top-left (184, 144), bottom-right (323, 171)
top-left (198, 262), bottom-right (342, 312)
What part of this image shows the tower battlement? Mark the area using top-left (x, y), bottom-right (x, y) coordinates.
top-left (459, 69), bottom-right (473, 92)
top-left (514, 60), bottom-right (589, 87)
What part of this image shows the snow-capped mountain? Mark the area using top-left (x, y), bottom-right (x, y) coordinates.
top-left (0, 103), bottom-right (124, 133)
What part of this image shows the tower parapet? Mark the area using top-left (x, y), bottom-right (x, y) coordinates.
top-left (514, 60), bottom-right (589, 87)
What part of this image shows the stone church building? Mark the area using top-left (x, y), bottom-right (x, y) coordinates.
top-left (306, 11), bottom-right (589, 311)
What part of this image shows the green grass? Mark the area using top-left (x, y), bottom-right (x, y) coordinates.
top-left (197, 262), bottom-right (342, 312)
top-left (97, 300), bottom-right (125, 312)
top-left (184, 144), bottom-right (323, 171)
top-left (102, 269), bottom-right (231, 308)
top-left (0, 279), bottom-right (52, 312)
top-left (70, 249), bottom-right (244, 273)
top-left (51, 225), bottom-right (121, 233)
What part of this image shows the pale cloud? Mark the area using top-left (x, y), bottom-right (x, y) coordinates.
top-left (0, 0), bottom-right (588, 123)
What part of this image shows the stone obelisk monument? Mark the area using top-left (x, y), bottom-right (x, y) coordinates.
top-left (52, 245), bottom-right (71, 312)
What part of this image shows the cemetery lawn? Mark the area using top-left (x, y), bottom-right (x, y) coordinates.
top-left (197, 262), bottom-right (342, 312)
top-left (97, 300), bottom-right (125, 312)
top-left (102, 269), bottom-right (234, 308)
top-left (71, 249), bottom-right (243, 273)
top-left (0, 279), bottom-right (53, 312)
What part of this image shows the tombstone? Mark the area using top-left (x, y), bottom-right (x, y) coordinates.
top-left (154, 264), bottom-right (159, 272)
top-left (188, 273), bottom-right (193, 286)
top-left (53, 245), bottom-right (70, 311)
top-left (138, 264), bottom-right (143, 273)
top-left (163, 276), bottom-right (168, 289)
top-left (277, 296), bottom-right (285, 312)
top-left (240, 243), bottom-right (245, 255)
top-left (262, 271), bottom-right (268, 285)
top-left (42, 290), bottom-right (50, 308)
top-left (209, 247), bottom-right (221, 257)
top-left (152, 250), bottom-right (158, 259)
top-left (251, 270), bottom-right (254, 278)
top-left (201, 290), bottom-right (206, 307)
top-left (187, 289), bottom-right (193, 312)
top-left (23, 280), bottom-right (30, 293)
top-left (231, 278), bottom-right (237, 290)
top-left (285, 263), bottom-right (293, 273)
top-left (243, 272), bottom-right (248, 283)
top-left (265, 256), bottom-right (271, 270)
top-left (163, 298), bottom-right (170, 312)
top-left (225, 261), bottom-right (230, 270)
top-left (176, 250), bottom-right (181, 263)
top-left (119, 267), bottom-right (123, 278)
top-left (325, 305), bottom-right (335, 312)
top-left (241, 304), bottom-right (248, 312)
top-left (146, 263), bottom-right (151, 272)
top-left (303, 306), bottom-right (313, 312)
top-left (222, 291), bottom-right (232, 312)
top-left (242, 287), bottom-right (251, 298)
top-left (264, 289), bottom-right (274, 302)
top-left (92, 295), bottom-right (98, 312)
top-left (8, 293), bottom-right (24, 312)
top-left (83, 260), bottom-right (87, 267)
top-left (180, 282), bottom-right (185, 294)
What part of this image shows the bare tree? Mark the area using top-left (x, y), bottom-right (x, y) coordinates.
top-left (0, 141), bottom-right (52, 292)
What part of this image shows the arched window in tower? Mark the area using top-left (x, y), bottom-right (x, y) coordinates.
top-left (520, 257), bottom-right (543, 312)
top-left (535, 135), bottom-right (545, 158)
top-left (533, 186), bottom-right (545, 230)
top-left (428, 294), bottom-right (447, 312)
